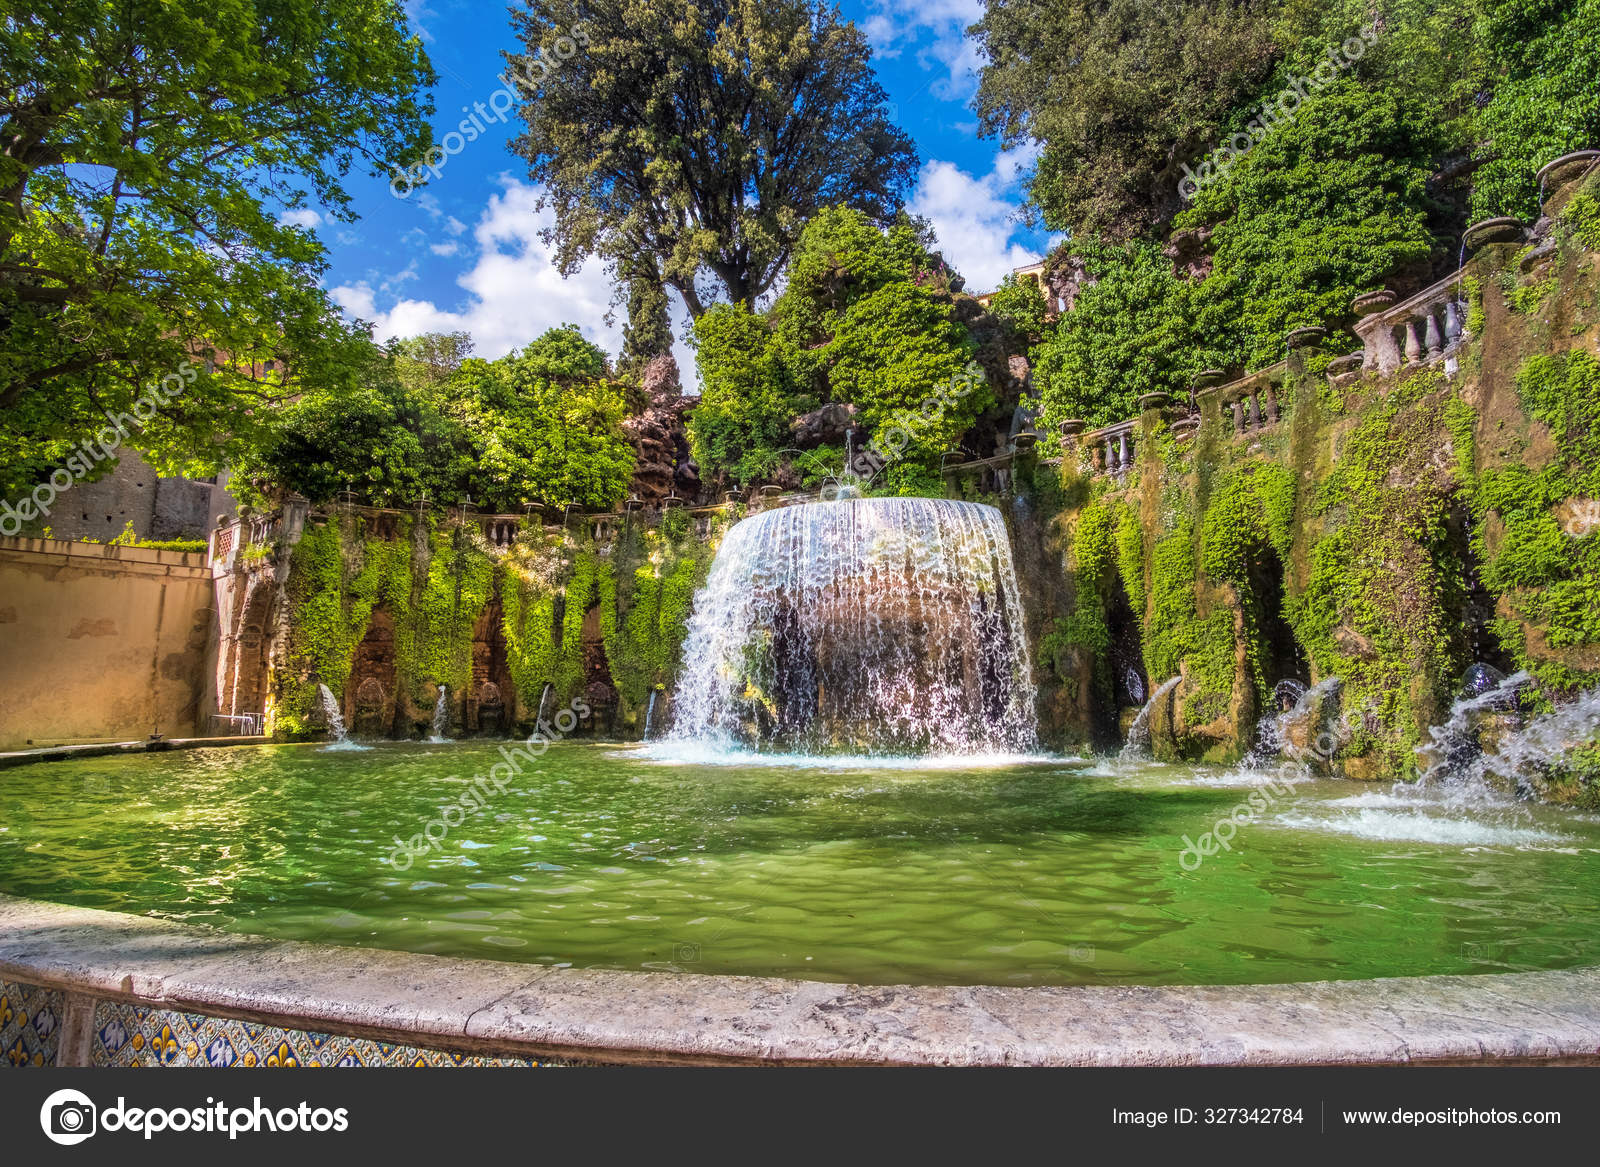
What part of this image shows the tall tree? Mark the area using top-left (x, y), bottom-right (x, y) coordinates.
top-left (970, 0), bottom-right (1286, 241)
top-left (508, 0), bottom-right (917, 318)
top-left (0, 0), bottom-right (435, 497)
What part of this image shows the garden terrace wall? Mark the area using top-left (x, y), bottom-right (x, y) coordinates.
top-left (0, 538), bottom-right (213, 750)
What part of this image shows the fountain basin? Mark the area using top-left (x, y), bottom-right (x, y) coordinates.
top-left (4, 893), bottom-right (1600, 1065)
top-left (4, 742), bottom-right (1599, 989)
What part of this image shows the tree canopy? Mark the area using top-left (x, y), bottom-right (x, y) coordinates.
top-left (236, 328), bottom-right (636, 512)
top-left (508, 0), bottom-right (918, 338)
top-left (689, 206), bottom-right (992, 496)
top-left (0, 0), bottom-right (435, 500)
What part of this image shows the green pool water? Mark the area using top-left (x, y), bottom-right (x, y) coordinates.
top-left (2, 741), bottom-right (1598, 987)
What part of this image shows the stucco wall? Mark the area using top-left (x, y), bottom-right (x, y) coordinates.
top-left (17, 449), bottom-right (239, 544)
top-left (0, 538), bottom-right (215, 748)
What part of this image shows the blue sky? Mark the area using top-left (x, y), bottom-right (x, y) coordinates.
top-left (304, 1), bottom-right (1051, 380)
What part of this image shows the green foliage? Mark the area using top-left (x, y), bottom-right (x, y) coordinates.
top-left (406, 526), bottom-right (495, 702)
top-left (1032, 240), bottom-right (1197, 429)
top-left (689, 206), bottom-right (989, 493)
top-left (0, 0), bottom-right (435, 500)
top-left (238, 326), bottom-right (634, 510)
top-left (688, 304), bottom-right (806, 484)
top-left (1145, 513), bottom-right (1237, 724)
top-left (1563, 188), bottom-right (1600, 251)
top-left (508, 0), bottom-right (916, 314)
top-left (985, 275), bottom-right (1050, 344)
top-left (279, 516), bottom-right (414, 735)
top-left (971, 0), bottom-right (1286, 240)
top-left (1468, 352), bottom-right (1600, 690)
top-left (1470, 0), bottom-right (1600, 219)
top-left (1177, 82), bottom-right (1437, 371)
top-left (1287, 375), bottom-right (1468, 766)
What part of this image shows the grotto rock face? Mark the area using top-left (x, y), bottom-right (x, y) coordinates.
top-left (790, 401), bottom-right (857, 448)
top-left (624, 354), bottom-right (700, 502)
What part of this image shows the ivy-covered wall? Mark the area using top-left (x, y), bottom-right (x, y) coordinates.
top-left (272, 507), bottom-right (722, 740)
top-left (1019, 170), bottom-right (1600, 784)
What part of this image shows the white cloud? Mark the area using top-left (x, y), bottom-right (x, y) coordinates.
top-left (278, 208), bottom-right (323, 230)
top-left (429, 240), bottom-right (461, 257)
top-left (908, 144), bottom-right (1045, 293)
top-left (332, 177), bottom-right (698, 385)
top-left (861, 0), bottom-right (986, 101)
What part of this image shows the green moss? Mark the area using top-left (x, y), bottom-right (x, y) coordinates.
top-left (1286, 373), bottom-right (1468, 769)
top-left (1503, 273), bottom-right (1558, 315)
top-left (1468, 351), bottom-right (1600, 693)
top-left (279, 516), bottom-right (414, 736)
top-left (1560, 188), bottom-right (1600, 252)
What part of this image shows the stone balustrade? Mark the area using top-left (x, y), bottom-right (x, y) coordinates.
top-left (1080, 418), bottom-right (1138, 476)
top-left (1352, 276), bottom-right (1471, 375)
top-left (1198, 365), bottom-right (1287, 439)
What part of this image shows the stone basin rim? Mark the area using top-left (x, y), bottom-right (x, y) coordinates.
top-left (3, 894), bottom-right (1599, 1067)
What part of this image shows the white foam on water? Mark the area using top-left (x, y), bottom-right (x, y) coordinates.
top-left (634, 740), bottom-right (1063, 771)
top-left (1273, 808), bottom-right (1570, 848)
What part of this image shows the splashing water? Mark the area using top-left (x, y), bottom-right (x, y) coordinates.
top-left (429, 685), bottom-right (451, 743)
top-left (663, 497), bottom-right (1037, 757)
top-left (1121, 676), bottom-right (1181, 759)
top-left (1441, 683), bottom-right (1600, 799)
top-left (1415, 670), bottom-right (1533, 795)
top-left (318, 684), bottom-right (368, 751)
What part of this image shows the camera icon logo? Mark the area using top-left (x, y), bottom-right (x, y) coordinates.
top-left (672, 942), bottom-right (701, 963)
top-left (1068, 943), bottom-right (1096, 964)
top-left (40, 1088), bottom-right (97, 1146)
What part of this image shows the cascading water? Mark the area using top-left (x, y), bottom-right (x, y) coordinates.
top-left (665, 497), bottom-right (1037, 757)
top-left (1415, 670), bottom-right (1533, 793)
top-left (429, 685), bottom-right (451, 743)
top-left (1120, 676), bottom-right (1180, 759)
top-left (317, 684), bottom-right (367, 751)
top-left (643, 689), bottom-right (659, 742)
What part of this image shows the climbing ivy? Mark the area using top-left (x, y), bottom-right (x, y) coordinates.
top-left (1469, 351), bottom-right (1600, 692)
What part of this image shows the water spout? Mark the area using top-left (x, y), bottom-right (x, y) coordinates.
top-left (1122, 677), bottom-right (1181, 759)
top-left (643, 689), bottom-right (659, 742)
top-left (318, 684), bottom-right (368, 751)
top-left (429, 685), bottom-right (451, 743)
top-left (665, 497), bottom-right (1037, 757)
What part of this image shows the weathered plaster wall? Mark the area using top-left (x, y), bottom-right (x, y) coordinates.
top-left (16, 449), bottom-right (239, 544)
top-left (0, 538), bottom-right (214, 748)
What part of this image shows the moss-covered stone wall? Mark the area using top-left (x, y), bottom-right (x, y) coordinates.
top-left (269, 507), bottom-right (723, 740)
top-left (1015, 171), bottom-right (1600, 782)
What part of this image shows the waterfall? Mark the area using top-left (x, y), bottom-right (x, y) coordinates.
top-left (665, 497), bottom-right (1037, 757)
top-left (1121, 677), bottom-right (1180, 759)
top-left (536, 682), bottom-right (553, 727)
top-left (318, 684), bottom-right (367, 751)
top-left (429, 685), bottom-right (451, 743)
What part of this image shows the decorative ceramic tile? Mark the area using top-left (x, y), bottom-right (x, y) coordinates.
top-left (0, 980), bottom-right (63, 1067)
top-left (87, 998), bottom-right (560, 1067)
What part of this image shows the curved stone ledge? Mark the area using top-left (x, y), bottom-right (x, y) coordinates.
top-left (3, 894), bottom-right (1599, 1067)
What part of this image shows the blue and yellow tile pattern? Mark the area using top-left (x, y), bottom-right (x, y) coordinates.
top-left (0, 980), bottom-right (565, 1067)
